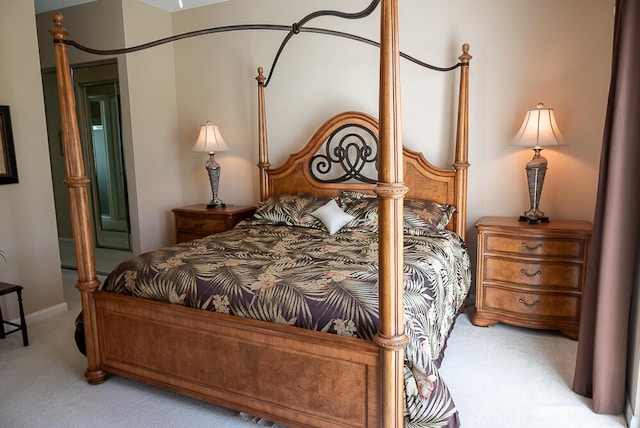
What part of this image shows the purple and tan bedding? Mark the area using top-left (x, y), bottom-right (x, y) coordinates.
top-left (100, 192), bottom-right (471, 426)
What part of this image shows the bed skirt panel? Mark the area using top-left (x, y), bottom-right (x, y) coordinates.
top-left (95, 291), bottom-right (380, 428)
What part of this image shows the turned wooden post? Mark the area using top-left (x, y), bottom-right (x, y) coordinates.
top-left (256, 67), bottom-right (271, 202)
top-left (49, 12), bottom-right (106, 385)
top-left (453, 44), bottom-right (472, 241)
top-left (375, 0), bottom-right (408, 426)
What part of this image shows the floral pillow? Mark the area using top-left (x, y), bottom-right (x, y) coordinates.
top-left (253, 193), bottom-right (333, 230)
top-left (404, 198), bottom-right (457, 234)
top-left (338, 191), bottom-right (456, 235)
top-left (338, 192), bottom-right (379, 231)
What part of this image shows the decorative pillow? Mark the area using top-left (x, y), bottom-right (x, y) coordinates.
top-left (253, 193), bottom-right (332, 229)
top-left (339, 191), bottom-right (376, 201)
top-left (311, 199), bottom-right (355, 234)
top-left (404, 199), bottom-right (457, 232)
top-left (338, 193), bottom-right (379, 231)
top-left (338, 191), bottom-right (456, 234)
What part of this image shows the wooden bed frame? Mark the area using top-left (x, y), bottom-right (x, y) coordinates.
top-left (49, 3), bottom-right (471, 427)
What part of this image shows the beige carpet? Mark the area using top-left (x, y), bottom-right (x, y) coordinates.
top-left (0, 269), bottom-right (628, 428)
top-left (439, 307), bottom-right (627, 428)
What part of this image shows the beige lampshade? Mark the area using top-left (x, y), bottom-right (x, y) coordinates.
top-left (512, 103), bottom-right (568, 148)
top-left (192, 121), bottom-right (230, 153)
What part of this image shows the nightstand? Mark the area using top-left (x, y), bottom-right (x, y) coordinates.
top-left (172, 204), bottom-right (256, 243)
top-left (472, 216), bottom-right (592, 340)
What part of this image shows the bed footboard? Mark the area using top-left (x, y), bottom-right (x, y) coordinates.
top-left (95, 291), bottom-right (380, 428)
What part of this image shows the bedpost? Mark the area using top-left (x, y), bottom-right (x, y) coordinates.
top-left (49, 13), bottom-right (106, 385)
top-left (375, 0), bottom-right (408, 426)
top-left (454, 44), bottom-right (472, 241)
top-left (256, 67), bottom-right (271, 201)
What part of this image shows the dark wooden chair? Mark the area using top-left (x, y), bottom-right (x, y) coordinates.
top-left (0, 282), bottom-right (28, 346)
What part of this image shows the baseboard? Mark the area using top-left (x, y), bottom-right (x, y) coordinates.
top-left (3, 301), bottom-right (68, 335)
top-left (26, 302), bottom-right (69, 323)
top-left (626, 395), bottom-right (637, 428)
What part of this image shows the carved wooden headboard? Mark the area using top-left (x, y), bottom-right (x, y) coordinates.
top-left (256, 43), bottom-right (471, 239)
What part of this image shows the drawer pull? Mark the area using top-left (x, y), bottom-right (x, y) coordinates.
top-left (521, 242), bottom-right (543, 250)
top-left (520, 268), bottom-right (541, 277)
top-left (194, 221), bottom-right (205, 228)
top-left (519, 298), bottom-right (540, 307)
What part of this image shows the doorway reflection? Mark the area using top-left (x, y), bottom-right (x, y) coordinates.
top-left (83, 83), bottom-right (130, 250)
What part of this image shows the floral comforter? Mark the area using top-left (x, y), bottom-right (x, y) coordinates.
top-left (101, 218), bottom-right (471, 427)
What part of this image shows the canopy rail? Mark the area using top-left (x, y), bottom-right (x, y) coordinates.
top-left (56, 20), bottom-right (464, 89)
top-left (59, 26), bottom-right (463, 86)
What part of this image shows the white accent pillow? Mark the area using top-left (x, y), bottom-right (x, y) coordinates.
top-left (311, 199), bottom-right (355, 235)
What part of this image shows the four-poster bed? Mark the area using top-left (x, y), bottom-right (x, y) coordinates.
top-left (50, 2), bottom-right (471, 427)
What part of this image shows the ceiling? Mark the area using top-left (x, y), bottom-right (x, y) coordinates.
top-left (34, 0), bottom-right (229, 14)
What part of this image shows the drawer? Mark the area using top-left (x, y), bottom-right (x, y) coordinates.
top-left (484, 257), bottom-right (582, 290)
top-left (485, 234), bottom-right (585, 259)
top-left (176, 215), bottom-right (227, 234)
top-left (483, 286), bottom-right (580, 320)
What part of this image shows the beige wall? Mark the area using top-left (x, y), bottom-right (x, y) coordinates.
top-left (0, 0), bottom-right (65, 319)
top-left (172, 0), bottom-right (613, 237)
top-left (37, 1), bottom-right (124, 67)
top-left (120, 0), bottom-right (181, 253)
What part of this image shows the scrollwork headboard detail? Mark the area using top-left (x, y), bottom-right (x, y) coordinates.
top-left (309, 123), bottom-right (378, 184)
top-left (262, 111), bottom-right (380, 198)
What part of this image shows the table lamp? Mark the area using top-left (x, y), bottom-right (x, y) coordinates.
top-left (511, 103), bottom-right (568, 224)
top-left (192, 121), bottom-right (230, 208)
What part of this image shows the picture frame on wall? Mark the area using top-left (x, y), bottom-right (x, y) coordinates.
top-left (0, 105), bottom-right (19, 184)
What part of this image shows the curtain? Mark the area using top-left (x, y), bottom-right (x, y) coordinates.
top-left (572, 0), bottom-right (640, 414)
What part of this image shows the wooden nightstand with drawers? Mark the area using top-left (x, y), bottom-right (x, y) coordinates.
top-left (472, 216), bottom-right (592, 340)
top-left (172, 204), bottom-right (256, 244)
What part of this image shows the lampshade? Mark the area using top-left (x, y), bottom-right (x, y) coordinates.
top-left (192, 121), bottom-right (230, 153)
top-left (511, 103), bottom-right (568, 148)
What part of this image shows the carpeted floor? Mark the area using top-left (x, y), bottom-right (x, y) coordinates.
top-left (439, 307), bottom-right (627, 428)
top-left (0, 269), bottom-right (628, 428)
